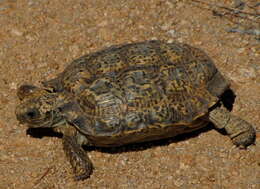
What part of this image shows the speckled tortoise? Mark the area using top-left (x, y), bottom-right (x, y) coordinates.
top-left (16, 40), bottom-right (255, 180)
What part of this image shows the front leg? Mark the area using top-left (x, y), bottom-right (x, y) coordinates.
top-left (62, 133), bottom-right (93, 180)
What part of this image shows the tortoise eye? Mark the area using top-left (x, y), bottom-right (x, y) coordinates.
top-left (17, 85), bottom-right (38, 100)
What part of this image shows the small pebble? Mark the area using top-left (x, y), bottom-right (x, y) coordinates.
top-left (10, 29), bottom-right (23, 37)
top-left (10, 82), bottom-right (17, 90)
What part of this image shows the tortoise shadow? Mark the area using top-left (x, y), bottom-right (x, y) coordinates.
top-left (220, 89), bottom-right (236, 111)
top-left (26, 89), bottom-right (236, 154)
top-left (26, 128), bottom-right (63, 138)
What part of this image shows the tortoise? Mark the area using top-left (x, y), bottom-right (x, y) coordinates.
top-left (15, 40), bottom-right (256, 180)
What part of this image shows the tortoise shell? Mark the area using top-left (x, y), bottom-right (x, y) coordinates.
top-left (39, 40), bottom-right (228, 146)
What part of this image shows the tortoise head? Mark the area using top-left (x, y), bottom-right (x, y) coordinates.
top-left (15, 84), bottom-right (64, 128)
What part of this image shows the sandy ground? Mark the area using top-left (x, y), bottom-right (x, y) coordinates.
top-left (0, 0), bottom-right (259, 188)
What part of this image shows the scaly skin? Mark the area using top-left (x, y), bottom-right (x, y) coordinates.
top-left (63, 134), bottom-right (93, 180)
top-left (209, 106), bottom-right (256, 148)
top-left (55, 125), bottom-right (93, 180)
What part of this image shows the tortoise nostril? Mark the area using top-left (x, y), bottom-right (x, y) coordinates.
top-left (26, 109), bottom-right (38, 119)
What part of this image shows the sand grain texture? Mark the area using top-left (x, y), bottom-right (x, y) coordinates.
top-left (0, 0), bottom-right (259, 188)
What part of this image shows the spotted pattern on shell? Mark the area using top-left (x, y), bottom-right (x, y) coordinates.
top-left (15, 40), bottom-right (256, 180)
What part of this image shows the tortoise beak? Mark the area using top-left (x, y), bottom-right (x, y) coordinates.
top-left (15, 104), bottom-right (53, 128)
top-left (16, 107), bottom-right (40, 123)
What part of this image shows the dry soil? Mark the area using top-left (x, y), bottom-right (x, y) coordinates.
top-left (0, 0), bottom-right (259, 189)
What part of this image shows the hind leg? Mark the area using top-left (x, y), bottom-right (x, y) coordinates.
top-left (209, 106), bottom-right (255, 148)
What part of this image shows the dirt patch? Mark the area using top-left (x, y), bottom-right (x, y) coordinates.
top-left (0, 0), bottom-right (259, 188)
